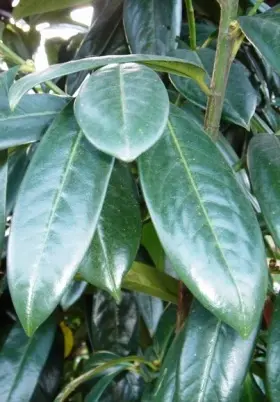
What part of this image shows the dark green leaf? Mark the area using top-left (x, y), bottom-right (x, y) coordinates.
top-left (7, 104), bottom-right (114, 336)
top-left (122, 262), bottom-right (178, 304)
top-left (105, 372), bottom-right (142, 402)
top-left (141, 383), bottom-right (154, 402)
top-left (262, 105), bottom-right (280, 132)
top-left (266, 292), bottom-right (280, 401)
top-left (181, 22), bottom-right (216, 47)
top-left (240, 374), bottom-right (264, 402)
top-left (0, 151), bottom-right (7, 257)
top-left (66, 0), bottom-right (123, 95)
top-left (153, 304), bottom-right (177, 361)
top-left (74, 63), bottom-right (169, 161)
top-left (79, 161), bottom-right (141, 300)
top-left (123, 0), bottom-right (182, 54)
top-left (90, 290), bottom-right (138, 356)
top-left (248, 134), bottom-right (280, 248)
top-left (13, 0), bottom-right (90, 19)
top-left (7, 148), bottom-right (29, 216)
top-left (31, 327), bottom-right (64, 402)
top-left (0, 67), bottom-right (19, 93)
top-left (192, 0), bottom-right (220, 22)
top-left (0, 68), bottom-right (68, 150)
top-left (141, 221), bottom-right (165, 271)
top-left (170, 48), bottom-right (258, 128)
top-left (153, 300), bottom-right (259, 401)
top-left (85, 368), bottom-right (125, 402)
top-left (102, 23), bottom-right (129, 56)
top-left (0, 318), bottom-right (56, 402)
top-left (60, 280), bottom-right (87, 311)
top-left (239, 11), bottom-right (280, 75)
top-left (3, 26), bottom-right (40, 62)
top-left (135, 293), bottom-right (163, 337)
top-left (139, 105), bottom-right (267, 337)
top-left (0, 94), bottom-right (69, 150)
top-left (9, 53), bottom-right (209, 109)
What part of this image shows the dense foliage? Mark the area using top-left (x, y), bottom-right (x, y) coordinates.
top-left (0, 0), bottom-right (280, 400)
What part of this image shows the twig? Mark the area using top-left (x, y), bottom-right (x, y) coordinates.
top-left (185, 0), bottom-right (196, 50)
top-left (204, 1), bottom-right (239, 141)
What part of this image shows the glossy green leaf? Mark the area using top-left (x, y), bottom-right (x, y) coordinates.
top-left (60, 280), bottom-right (87, 311)
top-left (74, 63), bottom-right (169, 161)
top-left (79, 161), bottom-right (141, 300)
top-left (123, 0), bottom-right (182, 54)
top-left (7, 148), bottom-right (29, 216)
top-left (266, 292), bottom-right (280, 401)
top-left (240, 374), bottom-right (264, 402)
top-left (248, 134), bottom-right (280, 248)
top-left (217, 135), bottom-right (260, 212)
top-left (90, 290), bottom-right (138, 356)
top-left (178, 103), bottom-right (259, 210)
top-left (9, 53), bottom-right (209, 109)
top-left (153, 300), bottom-right (259, 402)
top-left (139, 105), bottom-right (267, 337)
top-left (0, 151), bottom-right (7, 257)
top-left (239, 11), bottom-right (280, 75)
top-left (135, 293), bottom-right (163, 336)
top-left (85, 368), bottom-right (126, 402)
top-left (122, 262), bottom-right (178, 304)
top-left (13, 0), bottom-right (89, 19)
top-left (0, 94), bottom-right (69, 150)
top-left (0, 318), bottom-right (56, 402)
top-left (170, 48), bottom-right (258, 128)
top-left (8, 104), bottom-right (114, 336)
top-left (66, 0), bottom-right (123, 95)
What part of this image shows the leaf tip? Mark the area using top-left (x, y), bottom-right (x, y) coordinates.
top-left (9, 101), bottom-right (16, 112)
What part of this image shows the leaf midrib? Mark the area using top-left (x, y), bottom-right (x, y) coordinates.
top-left (0, 110), bottom-right (58, 122)
top-left (118, 65), bottom-right (130, 156)
top-left (167, 120), bottom-right (245, 326)
top-left (197, 321), bottom-right (221, 401)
